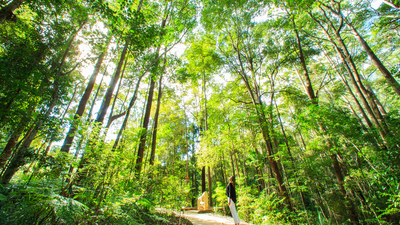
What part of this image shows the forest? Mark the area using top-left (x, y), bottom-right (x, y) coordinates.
top-left (0, 0), bottom-right (399, 224)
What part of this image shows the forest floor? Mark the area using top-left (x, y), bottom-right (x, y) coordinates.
top-left (156, 208), bottom-right (251, 225)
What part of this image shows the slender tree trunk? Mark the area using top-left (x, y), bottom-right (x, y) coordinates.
top-left (105, 56), bottom-right (128, 130)
top-left (135, 74), bottom-right (157, 175)
top-left (363, 81), bottom-right (387, 116)
top-left (336, 37), bottom-right (388, 133)
top-left (319, 8), bottom-right (388, 136)
top-left (320, 45), bottom-right (375, 129)
top-left (208, 166), bottom-right (212, 207)
top-left (242, 150), bottom-right (247, 185)
top-left (60, 51), bottom-right (106, 153)
top-left (1, 83), bottom-right (58, 184)
top-left (201, 167), bottom-right (206, 193)
top-left (1, 21), bottom-right (85, 184)
top-left (185, 108), bottom-right (189, 179)
top-left (254, 148), bottom-right (265, 191)
top-left (231, 34), bottom-right (292, 210)
top-left (150, 73), bottom-right (163, 165)
top-left (226, 122), bottom-right (240, 178)
top-left (382, 0), bottom-right (400, 9)
top-left (292, 16), bottom-right (317, 103)
top-left (95, 0), bottom-right (143, 125)
top-left (311, 12), bottom-right (388, 142)
top-left (330, 153), bottom-right (360, 225)
top-left (96, 37), bottom-right (130, 125)
top-left (0, 132), bottom-right (21, 169)
top-left (345, 19), bottom-right (400, 97)
top-left (0, 103), bottom-right (35, 169)
top-left (149, 56), bottom-right (167, 164)
top-left (112, 73), bottom-right (146, 150)
top-left (135, 12), bottom-right (169, 174)
top-left (296, 14), bottom-right (360, 223)
top-left (201, 69), bottom-right (213, 206)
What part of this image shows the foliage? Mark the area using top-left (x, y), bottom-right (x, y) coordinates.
top-left (1, 0), bottom-right (400, 224)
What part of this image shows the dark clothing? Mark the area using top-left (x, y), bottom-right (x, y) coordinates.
top-left (226, 183), bottom-right (237, 203)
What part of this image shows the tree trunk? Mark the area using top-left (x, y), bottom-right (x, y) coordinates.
top-left (232, 33), bottom-right (292, 210)
top-left (135, 74), bottom-right (157, 175)
top-left (292, 16), bottom-right (317, 102)
top-left (96, 37), bottom-right (130, 125)
top-left (318, 8), bottom-right (389, 136)
top-left (201, 167), bottom-right (206, 193)
top-left (363, 81), bottom-right (387, 116)
top-left (135, 13), bottom-right (168, 175)
top-left (346, 19), bottom-right (400, 97)
top-left (60, 51), bottom-right (106, 153)
top-left (330, 153), bottom-right (360, 225)
top-left (208, 166), bottom-right (212, 207)
top-left (321, 45), bottom-right (375, 129)
top-left (336, 36), bottom-right (388, 134)
top-left (310, 12), bottom-right (388, 141)
top-left (1, 82), bottom-right (58, 184)
top-left (112, 72), bottom-right (146, 150)
top-left (105, 56), bottom-right (128, 130)
top-left (227, 122), bottom-right (240, 178)
top-left (0, 0), bottom-right (24, 23)
top-left (296, 14), bottom-right (360, 223)
top-left (150, 73), bottom-right (163, 165)
top-left (0, 132), bottom-right (21, 170)
top-left (202, 66), bottom-right (213, 200)
top-left (0, 21), bottom-right (85, 184)
top-left (382, 0), bottom-right (400, 9)
top-left (95, 0), bottom-right (144, 125)
top-left (254, 148), bottom-right (265, 191)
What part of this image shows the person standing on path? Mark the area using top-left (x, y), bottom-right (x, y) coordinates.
top-left (226, 176), bottom-right (240, 225)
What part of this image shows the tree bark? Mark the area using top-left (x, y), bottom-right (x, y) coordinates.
top-left (150, 73), bottom-right (163, 165)
top-left (321, 45), bottom-right (375, 129)
top-left (0, 0), bottom-right (24, 23)
top-left (208, 166), bottom-right (212, 207)
top-left (105, 56), bottom-right (128, 131)
top-left (1, 21), bottom-right (85, 184)
top-left (201, 166), bottom-right (206, 193)
top-left (112, 72), bottom-right (146, 150)
top-left (135, 12), bottom-right (168, 175)
top-left (318, 7), bottom-right (389, 136)
top-left (0, 132), bottom-right (21, 170)
top-left (230, 29), bottom-right (292, 210)
top-left (292, 15), bottom-right (317, 103)
top-left (60, 51), bottom-right (106, 153)
top-left (382, 0), bottom-right (400, 9)
top-left (202, 67), bottom-right (213, 207)
top-left (96, 37), bottom-right (130, 125)
top-left (135, 73), bottom-right (157, 175)
top-left (346, 22), bottom-right (400, 97)
top-left (296, 12), bottom-right (360, 223)
top-left (310, 12), bottom-right (388, 142)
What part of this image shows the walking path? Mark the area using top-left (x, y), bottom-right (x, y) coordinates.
top-left (155, 208), bottom-right (251, 225)
top-left (180, 210), bottom-right (251, 225)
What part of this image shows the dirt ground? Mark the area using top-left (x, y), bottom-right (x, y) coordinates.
top-left (180, 210), bottom-right (251, 225)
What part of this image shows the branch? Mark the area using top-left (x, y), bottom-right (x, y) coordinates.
top-left (109, 112), bottom-right (127, 125)
top-left (61, 57), bottom-right (93, 76)
top-left (306, 12), bottom-right (335, 43)
top-left (140, 27), bottom-right (190, 76)
top-left (379, 14), bottom-right (400, 18)
top-left (316, 72), bottom-right (330, 98)
top-left (382, 0), bottom-right (400, 9)
top-left (228, 97), bottom-right (253, 105)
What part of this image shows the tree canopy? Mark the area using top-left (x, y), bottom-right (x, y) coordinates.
top-left (1, 0), bottom-right (400, 224)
